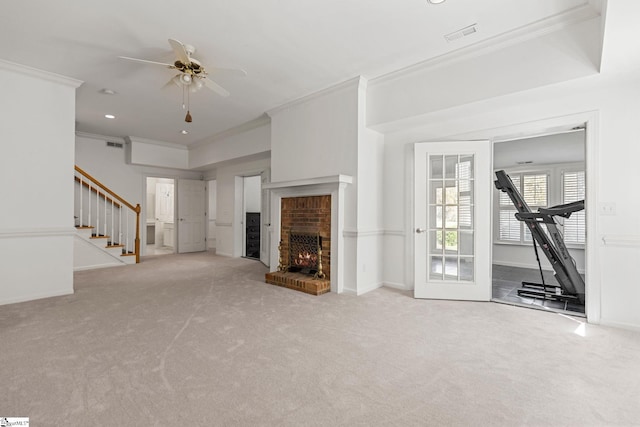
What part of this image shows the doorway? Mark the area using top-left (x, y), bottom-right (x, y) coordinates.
top-left (145, 177), bottom-right (175, 256)
top-left (491, 128), bottom-right (586, 315)
top-left (207, 179), bottom-right (217, 252)
top-left (242, 175), bottom-right (261, 259)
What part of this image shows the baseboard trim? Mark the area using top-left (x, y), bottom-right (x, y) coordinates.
top-left (0, 288), bottom-right (74, 306)
top-left (383, 281), bottom-right (411, 291)
top-left (598, 318), bottom-right (640, 332)
top-left (357, 281), bottom-right (384, 296)
top-left (74, 263), bottom-right (125, 272)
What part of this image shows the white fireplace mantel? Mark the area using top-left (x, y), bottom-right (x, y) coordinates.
top-left (263, 175), bottom-right (353, 190)
top-left (266, 174), bottom-right (353, 294)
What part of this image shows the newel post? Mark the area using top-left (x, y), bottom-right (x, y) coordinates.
top-left (135, 204), bottom-right (141, 263)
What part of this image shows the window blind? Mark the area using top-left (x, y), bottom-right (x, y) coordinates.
top-left (563, 171), bottom-right (586, 244)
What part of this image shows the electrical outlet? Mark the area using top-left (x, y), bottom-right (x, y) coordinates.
top-left (599, 202), bottom-right (616, 216)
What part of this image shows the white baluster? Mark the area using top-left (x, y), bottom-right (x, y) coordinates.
top-left (111, 199), bottom-right (114, 246)
top-left (88, 182), bottom-right (91, 229)
top-left (96, 188), bottom-right (100, 236)
top-left (79, 175), bottom-right (83, 227)
top-left (119, 207), bottom-right (122, 245)
top-left (126, 211), bottom-right (130, 253)
top-left (104, 193), bottom-right (107, 237)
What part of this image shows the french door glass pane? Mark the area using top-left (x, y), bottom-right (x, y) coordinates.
top-left (428, 154), bottom-right (475, 282)
top-left (430, 256), bottom-right (444, 280)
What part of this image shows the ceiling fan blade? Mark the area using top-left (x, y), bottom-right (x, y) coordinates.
top-left (208, 67), bottom-right (247, 77)
top-left (118, 56), bottom-right (175, 68)
top-left (162, 75), bottom-right (180, 90)
top-left (202, 77), bottom-right (230, 97)
top-left (168, 38), bottom-right (190, 64)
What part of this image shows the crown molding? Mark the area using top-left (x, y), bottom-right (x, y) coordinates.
top-left (267, 76), bottom-right (365, 117)
top-left (75, 131), bottom-right (127, 144)
top-left (371, 3), bottom-right (599, 87)
top-left (0, 59), bottom-right (83, 88)
top-left (190, 114), bottom-right (271, 149)
top-left (263, 174), bottom-right (353, 190)
top-left (125, 136), bottom-right (188, 151)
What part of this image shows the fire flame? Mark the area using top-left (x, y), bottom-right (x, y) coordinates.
top-left (294, 252), bottom-right (317, 268)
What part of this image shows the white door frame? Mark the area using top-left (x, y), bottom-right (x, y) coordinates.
top-left (434, 111), bottom-right (600, 323)
top-left (142, 174), bottom-right (178, 256)
top-left (233, 168), bottom-right (270, 259)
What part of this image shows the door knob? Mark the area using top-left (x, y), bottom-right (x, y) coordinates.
top-left (416, 228), bottom-right (426, 234)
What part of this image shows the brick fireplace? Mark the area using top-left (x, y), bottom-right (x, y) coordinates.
top-left (264, 174), bottom-right (352, 294)
top-left (265, 195), bottom-right (331, 295)
top-left (263, 175), bottom-right (353, 293)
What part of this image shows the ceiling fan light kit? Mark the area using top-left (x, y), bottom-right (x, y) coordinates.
top-left (118, 38), bottom-right (244, 124)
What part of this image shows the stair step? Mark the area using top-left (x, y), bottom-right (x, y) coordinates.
top-left (106, 244), bottom-right (125, 248)
top-left (76, 226), bottom-right (94, 230)
top-left (90, 235), bottom-right (110, 239)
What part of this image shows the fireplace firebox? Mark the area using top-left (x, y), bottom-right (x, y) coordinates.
top-left (288, 231), bottom-right (322, 275)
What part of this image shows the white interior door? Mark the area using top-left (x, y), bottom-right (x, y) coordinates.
top-left (414, 140), bottom-right (492, 300)
top-left (177, 179), bottom-right (206, 253)
top-left (260, 169), bottom-right (271, 267)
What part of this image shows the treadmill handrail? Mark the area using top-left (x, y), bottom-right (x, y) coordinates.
top-left (538, 200), bottom-right (584, 218)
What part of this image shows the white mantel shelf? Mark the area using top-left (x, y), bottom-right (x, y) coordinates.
top-left (263, 175), bottom-right (353, 190)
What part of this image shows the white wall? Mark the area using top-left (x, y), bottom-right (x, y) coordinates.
top-left (189, 120), bottom-right (270, 170)
top-left (0, 61), bottom-right (81, 304)
top-left (270, 79), bottom-right (359, 184)
top-left (128, 137), bottom-right (189, 170)
top-left (354, 79), bottom-right (385, 295)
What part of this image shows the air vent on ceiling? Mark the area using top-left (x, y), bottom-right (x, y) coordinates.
top-left (106, 141), bottom-right (124, 149)
top-left (444, 24), bottom-right (478, 42)
top-left (516, 161), bottom-right (533, 165)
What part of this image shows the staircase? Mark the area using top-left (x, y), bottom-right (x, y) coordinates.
top-left (74, 165), bottom-right (140, 269)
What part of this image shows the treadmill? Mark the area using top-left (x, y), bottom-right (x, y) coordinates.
top-left (494, 170), bottom-right (585, 307)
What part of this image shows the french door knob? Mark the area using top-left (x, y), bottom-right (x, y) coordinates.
top-left (416, 228), bottom-right (426, 234)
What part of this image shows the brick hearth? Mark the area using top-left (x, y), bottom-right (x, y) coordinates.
top-left (265, 195), bottom-right (331, 295)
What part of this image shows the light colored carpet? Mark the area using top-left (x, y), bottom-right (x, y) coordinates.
top-left (1, 252), bottom-right (639, 426)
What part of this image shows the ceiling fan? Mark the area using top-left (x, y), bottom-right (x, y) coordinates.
top-left (118, 38), bottom-right (246, 122)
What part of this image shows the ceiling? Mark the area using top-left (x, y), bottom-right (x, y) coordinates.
top-left (0, 0), bottom-right (601, 146)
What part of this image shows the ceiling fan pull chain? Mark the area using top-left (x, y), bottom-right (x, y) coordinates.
top-left (185, 88), bottom-right (192, 122)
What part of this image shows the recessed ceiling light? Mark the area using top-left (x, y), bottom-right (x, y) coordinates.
top-left (104, 114), bottom-right (115, 119)
top-left (100, 88), bottom-right (117, 95)
top-left (428, 0), bottom-right (446, 4)
top-left (181, 130), bottom-right (188, 135)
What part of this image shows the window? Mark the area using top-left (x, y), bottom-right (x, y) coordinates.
top-left (495, 166), bottom-right (585, 247)
top-left (562, 171), bottom-right (586, 244)
top-left (498, 172), bottom-right (548, 243)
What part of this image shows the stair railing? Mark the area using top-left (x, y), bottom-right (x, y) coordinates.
top-left (74, 165), bottom-right (141, 263)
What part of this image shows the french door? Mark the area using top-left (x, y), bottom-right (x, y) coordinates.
top-left (414, 141), bottom-right (492, 300)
